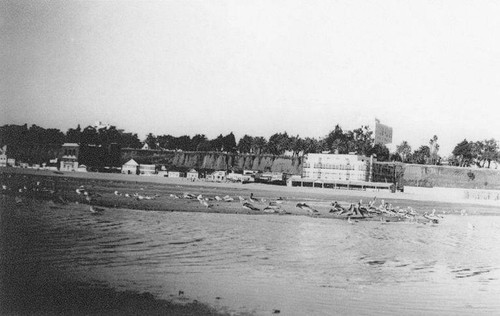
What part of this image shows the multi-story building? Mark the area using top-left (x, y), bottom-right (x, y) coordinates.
top-left (60, 143), bottom-right (79, 171)
top-left (302, 153), bottom-right (370, 182)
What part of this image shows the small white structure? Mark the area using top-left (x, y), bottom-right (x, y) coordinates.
top-left (187, 169), bottom-right (199, 180)
top-left (0, 145), bottom-right (6, 167)
top-left (7, 158), bottom-right (15, 166)
top-left (207, 170), bottom-right (226, 182)
top-left (167, 171), bottom-right (181, 178)
top-left (0, 145), bottom-right (13, 167)
top-left (76, 165), bottom-right (88, 172)
top-left (157, 171), bottom-right (168, 177)
top-left (227, 172), bottom-right (253, 183)
top-left (139, 164), bottom-right (156, 176)
top-left (122, 159), bottom-right (139, 174)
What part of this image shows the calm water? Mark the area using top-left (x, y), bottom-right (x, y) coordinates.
top-left (2, 199), bottom-right (500, 315)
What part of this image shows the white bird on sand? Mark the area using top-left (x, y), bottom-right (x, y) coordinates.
top-left (223, 195), bottom-right (234, 202)
top-left (423, 211), bottom-right (440, 223)
top-left (215, 196), bottom-right (223, 201)
top-left (169, 194), bottom-right (180, 199)
top-left (201, 200), bottom-right (212, 208)
top-left (183, 193), bottom-right (196, 199)
top-left (114, 190), bottom-right (121, 196)
top-left (89, 205), bottom-right (105, 214)
top-left (238, 196), bottom-right (246, 202)
top-left (263, 206), bottom-right (276, 213)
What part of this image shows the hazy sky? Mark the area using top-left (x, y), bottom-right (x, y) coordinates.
top-left (1, 0), bottom-right (500, 155)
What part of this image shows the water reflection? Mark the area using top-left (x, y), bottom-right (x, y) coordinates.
top-left (2, 200), bottom-right (500, 315)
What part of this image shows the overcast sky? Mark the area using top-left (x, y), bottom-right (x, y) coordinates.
top-left (1, 0), bottom-right (500, 155)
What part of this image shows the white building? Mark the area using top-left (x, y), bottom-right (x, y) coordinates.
top-left (167, 171), bottom-right (181, 178)
top-left (122, 159), bottom-right (139, 174)
top-left (186, 169), bottom-right (199, 180)
top-left (207, 170), bottom-right (226, 182)
top-left (227, 172), bottom-right (253, 183)
top-left (302, 153), bottom-right (370, 182)
top-left (139, 164), bottom-right (156, 176)
top-left (60, 143), bottom-right (79, 172)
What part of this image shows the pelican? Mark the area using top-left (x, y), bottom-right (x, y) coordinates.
top-left (243, 202), bottom-right (260, 211)
top-left (169, 194), bottom-right (180, 199)
top-left (296, 203), bottom-right (318, 214)
top-left (249, 193), bottom-right (258, 203)
top-left (423, 211), bottom-right (439, 224)
top-left (215, 196), bottom-right (223, 201)
top-left (223, 195), bottom-right (234, 202)
top-left (201, 200), bottom-right (212, 208)
top-left (263, 206), bottom-right (276, 213)
top-left (238, 196), bottom-right (246, 202)
top-left (89, 205), bottom-right (105, 214)
top-left (183, 193), bottom-right (196, 199)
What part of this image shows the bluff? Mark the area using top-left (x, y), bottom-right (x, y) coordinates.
top-left (121, 149), bottom-right (302, 174)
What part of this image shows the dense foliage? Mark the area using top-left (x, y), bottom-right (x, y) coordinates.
top-left (1, 123), bottom-right (498, 168)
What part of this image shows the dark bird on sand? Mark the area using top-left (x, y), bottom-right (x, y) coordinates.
top-left (243, 202), bottom-right (260, 211)
top-left (296, 203), bottom-right (318, 214)
top-left (249, 193), bottom-right (258, 203)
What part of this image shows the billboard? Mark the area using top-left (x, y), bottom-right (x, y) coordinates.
top-left (374, 119), bottom-right (393, 145)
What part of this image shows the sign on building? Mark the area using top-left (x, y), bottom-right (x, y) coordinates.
top-left (374, 119), bottom-right (393, 145)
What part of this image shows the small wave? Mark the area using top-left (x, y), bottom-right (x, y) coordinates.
top-left (168, 238), bottom-right (205, 245)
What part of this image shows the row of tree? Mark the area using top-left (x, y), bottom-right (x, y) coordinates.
top-left (451, 139), bottom-right (499, 168)
top-left (1, 123), bottom-right (498, 168)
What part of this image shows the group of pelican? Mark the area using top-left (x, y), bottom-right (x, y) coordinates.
top-left (113, 189), bottom-right (159, 201)
top-left (328, 197), bottom-right (445, 223)
top-left (169, 191), bottom-right (288, 213)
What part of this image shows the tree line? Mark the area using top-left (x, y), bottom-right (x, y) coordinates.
top-left (1, 123), bottom-right (498, 168)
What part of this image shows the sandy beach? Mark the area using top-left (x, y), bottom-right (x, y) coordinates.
top-left (1, 167), bottom-right (499, 216)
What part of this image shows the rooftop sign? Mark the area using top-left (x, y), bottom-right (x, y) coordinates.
top-left (374, 119), bottom-right (393, 145)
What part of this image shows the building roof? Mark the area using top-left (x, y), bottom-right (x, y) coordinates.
top-left (188, 169), bottom-right (198, 173)
top-left (62, 143), bottom-right (79, 147)
top-left (123, 159), bottom-right (138, 166)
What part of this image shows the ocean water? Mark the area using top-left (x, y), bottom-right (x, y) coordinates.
top-left (2, 198), bottom-right (500, 315)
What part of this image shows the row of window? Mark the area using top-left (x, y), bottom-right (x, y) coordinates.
top-left (303, 164), bottom-right (367, 170)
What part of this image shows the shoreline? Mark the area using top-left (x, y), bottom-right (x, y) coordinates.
top-left (2, 167), bottom-right (499, 208)
top-left (1, 168), bottom-right (499, 219)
